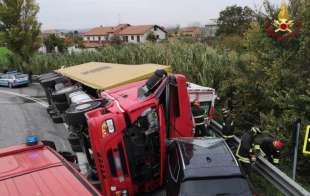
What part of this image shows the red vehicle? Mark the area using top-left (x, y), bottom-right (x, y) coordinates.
top-left (83, 70), bottom-right (194, 195)
top-left (0, 137), bottom-right (101, 196)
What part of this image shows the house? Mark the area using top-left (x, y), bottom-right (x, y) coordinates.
top-left (82, 24), bottom-right (129, 47)
top-left (179, 27), bottom-right (202, 40)
top-left (203, 20), bottom-right (219, 38)
top-left (117, 25), bottom-right (166, 43)
top-left (82, 24), bottom-right (167, 48)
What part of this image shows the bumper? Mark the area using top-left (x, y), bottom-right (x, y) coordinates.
top-left (13, 80), bottom-right (29, 86)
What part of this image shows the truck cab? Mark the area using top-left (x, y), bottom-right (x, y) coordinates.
top-left (86, 71), bottom-right (194, 195)
top-left (0, 139), bottom-right (101, 196)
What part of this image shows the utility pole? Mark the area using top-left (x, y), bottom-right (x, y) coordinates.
top-left (292, 119), bottom-right (301, 180)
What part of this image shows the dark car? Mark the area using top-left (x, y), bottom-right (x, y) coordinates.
top-left (166, 137), bottom-right (253, 196)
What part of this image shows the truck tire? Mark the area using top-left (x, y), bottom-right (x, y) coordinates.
top-left (51, 114), bottom-right (64, 123)
top-left (54, 101), bottom-right (70, 113)
top-left (40, 76), bottom-right (66, 89)
top-left (51, 85), bottom-right (79, 102)
top-left (39, 73), bottom-right (58, 81)
top-left (65, 101), bottom-right (102, 127)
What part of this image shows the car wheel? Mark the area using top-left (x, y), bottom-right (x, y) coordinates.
top-left (65, 101), bottom-right (102, 127)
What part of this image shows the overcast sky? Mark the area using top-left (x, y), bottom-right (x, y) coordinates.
top-left (37, 0), bottom-right (279, 30)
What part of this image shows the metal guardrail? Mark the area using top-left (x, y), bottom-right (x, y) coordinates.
top-left (209, 120), bottom-right (310, 196)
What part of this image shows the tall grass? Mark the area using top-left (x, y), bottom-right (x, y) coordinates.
top-left (29, 41), bottom-right (239, 92)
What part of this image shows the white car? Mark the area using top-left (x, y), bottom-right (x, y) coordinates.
top-left (0, 72), bottom-right (29, 88)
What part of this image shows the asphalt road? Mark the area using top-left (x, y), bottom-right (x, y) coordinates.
top-left (0, 83), bottom-right (71, 152)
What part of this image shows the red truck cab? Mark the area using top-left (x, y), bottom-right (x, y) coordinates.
top-left (86, 71), bottom-right (194, 195)
top-left (0, 141), bottom-right (101, 196)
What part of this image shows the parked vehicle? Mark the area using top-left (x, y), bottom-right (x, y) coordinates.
top-left (0, 72), bottom-right (29, 88)
top-left (166, 137), bottom-right (253, 196)
top-left (0, 136), bottom-right (101, 196)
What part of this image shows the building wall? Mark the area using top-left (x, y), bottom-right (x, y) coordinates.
top-left (83, 26), bottom-right (167, 45)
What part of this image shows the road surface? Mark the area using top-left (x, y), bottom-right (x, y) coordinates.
top-left (0, 83), bottom-right (71, 151)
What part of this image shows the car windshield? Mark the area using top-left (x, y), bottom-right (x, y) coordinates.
top-left (180, 177), bottom-right (252, 196)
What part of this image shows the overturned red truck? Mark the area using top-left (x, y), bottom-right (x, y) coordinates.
top-left (38, 62), bottom-right (218, 195)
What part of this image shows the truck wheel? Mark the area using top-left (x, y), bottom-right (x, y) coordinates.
top-left (51, 114), bottom-right (64, 124)
top-left (39, 72), bottom-right (58, 81)
top-left (51, 85), bottom-right (79, 102)
top-left (54, 101), bottom-right (70, 113)
top-left (65, 101), bottom-right (102, 127)
top-left (40, 76), bottom-right (66, 89)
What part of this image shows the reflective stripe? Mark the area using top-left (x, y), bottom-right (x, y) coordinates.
top-left (223, 135), bottom-right (235, 139)
top-left (273, 158), bottom-right (279, 164)
top-left (236, 144), bottom-right (251, 163)
top-left (194, 115), bottom-right (205, 119)
top-left (195, 122), bottom-right (205, 126)
top-left (259, 149), bottom-right (266, 157)
top-left (254, 145), bottom-right (260, 150)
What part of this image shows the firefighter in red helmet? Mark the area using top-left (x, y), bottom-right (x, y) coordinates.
top-left (191, 100), bottom-right (206, 137)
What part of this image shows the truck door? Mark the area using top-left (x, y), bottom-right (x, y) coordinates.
top-left (167, 75), bottom-right (193, 138)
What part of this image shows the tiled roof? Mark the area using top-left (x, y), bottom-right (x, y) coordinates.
top-left (83, 24), bottom-right (130, 36)
top-left (117, 25), bottom-right (154, 35)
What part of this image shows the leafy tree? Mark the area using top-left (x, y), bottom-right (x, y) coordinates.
top-left (110, 35), bottom-right (122, 45)
top-left (146, 32), bottom-right (157, 42)
top-left (43, 34), bottom-right (66, 53)
top-left (0, 0), bottom-right (41, 68)
top-left (216, 5), bottom-right (255, 36)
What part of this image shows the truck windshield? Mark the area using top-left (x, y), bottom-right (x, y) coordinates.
top-left (180, 177), bottom-right (252, 196)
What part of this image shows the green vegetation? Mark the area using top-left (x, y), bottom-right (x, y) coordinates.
top-left (0, 0), bottom-right (308, 192)
top-left (0, 0), bottom-right (41, 69)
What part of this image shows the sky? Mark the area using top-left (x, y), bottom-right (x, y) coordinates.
top-left (37, 0), bottom-right (280, 30)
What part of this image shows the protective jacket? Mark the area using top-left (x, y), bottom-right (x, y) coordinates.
top-left (192, 106), bottom-right (206, 137)
top-left (254, 134), bottom-right (280, 164)
top-left (222, 115), bottom-right (234, 139)
top-left (236, 132), bottom-right (257, 163)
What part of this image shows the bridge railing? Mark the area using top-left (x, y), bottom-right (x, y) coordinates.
top-left (209, 120), bottom-right (310, 196)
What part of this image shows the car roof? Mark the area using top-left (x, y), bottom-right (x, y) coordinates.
top-left (173, 137), bottom-right (242, 180)
top-left (0, 143), bottom-right (100, 196)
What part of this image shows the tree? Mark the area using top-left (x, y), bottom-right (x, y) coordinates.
top-left (216, 5), bottom-right (255, 36)
top-left (146, 32), bottom-right (157, 42)
top-left (110, 35), bottom-right (122, 45)
top-left (43, 34), bottom-right (66, 53)
top-left (0, 0), bottom-right (41, 67)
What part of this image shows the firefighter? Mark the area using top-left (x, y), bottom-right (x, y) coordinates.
top-left (191, 100), bottom-right (206, 137)
top-left (222, 108), bottom-right (235, 148)
top-left (254, 133), bottom-right (284, 165)
top-left (236, 126), bottom-right (262, 176)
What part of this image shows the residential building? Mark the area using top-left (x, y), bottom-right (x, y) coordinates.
top-left (82, 24), bottom-right (167, 48)
top-left (203, 20), bottom-right (219, 38)
top-left (179, 27), bottom-right (202, 40)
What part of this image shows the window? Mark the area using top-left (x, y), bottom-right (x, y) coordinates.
top-left (137, 35), bottom-right (140, 42)
top-left (168, 147), bottom-right (180, 182)
top-left (87, 36), bottom-right (90, 41)
top-left (131, 35), bottom-right (134, 40)
top-left (123, 36), bottom-right (128, 42)
top-left (98, 36), bottom-right (101, 41)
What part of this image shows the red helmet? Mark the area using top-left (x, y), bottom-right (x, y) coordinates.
top-left (273, 140), bottom-right (284, 150)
